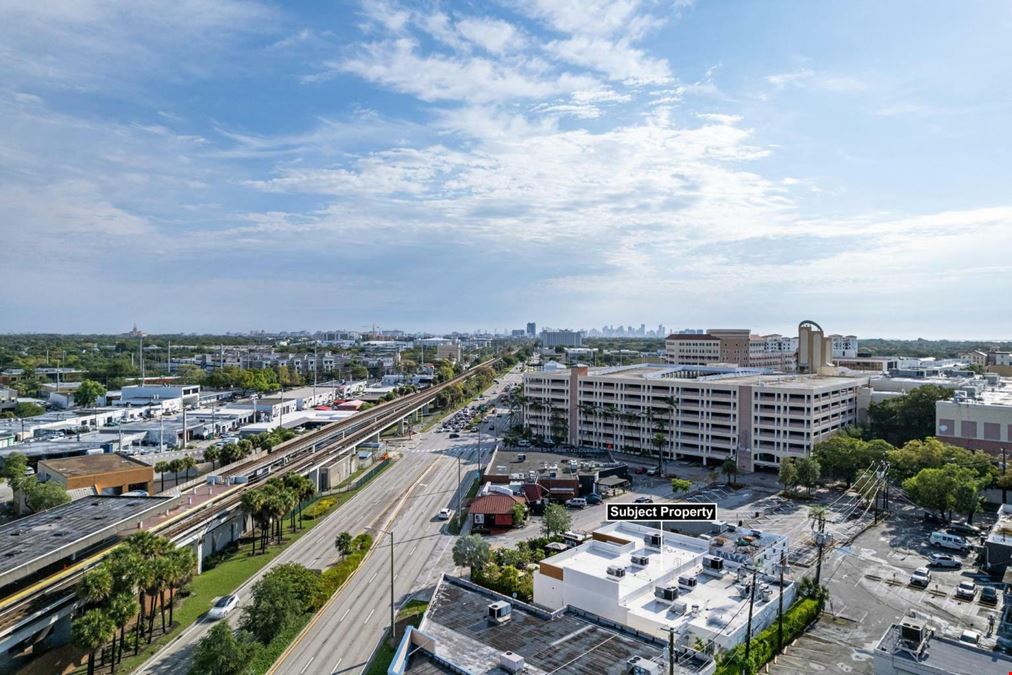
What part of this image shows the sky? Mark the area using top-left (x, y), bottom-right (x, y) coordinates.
top-left (2, 1), bottom-right (1011, 338)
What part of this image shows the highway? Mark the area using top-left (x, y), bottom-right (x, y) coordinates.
top-left (271, 368), bottom-right (523, 675)
top-left (136, 366), bottom-right (523, 675)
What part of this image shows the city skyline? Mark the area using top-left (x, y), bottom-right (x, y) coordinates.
top-left (3, 1), bottom-right (1012, 337)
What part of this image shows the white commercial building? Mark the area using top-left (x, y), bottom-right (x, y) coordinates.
top-left (540, 330), bottom-right (584, 348)
top-left (935, 374), bottom-right (1012, 455)
top-left (534, 522), bottom-right (795, 651)
top-left (524, 364), bottom-right (868, 470)
top-left (118, 385), bottom-right (200, 409)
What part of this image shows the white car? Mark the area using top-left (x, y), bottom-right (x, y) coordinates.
top-left (437, 508), bottom-right (453, 520)
top-left (909, 567), bottom-right (931, 587)
top-left (208, 595), bottom-right (238, 619)
top-left (956, 580), bottom-right (977, 600)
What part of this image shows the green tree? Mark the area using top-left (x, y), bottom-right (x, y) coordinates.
top-left (542, 503), bottom-right (572, 538)
top-left (334, 532), bottom-right (353, 557)
top-left (778, 460), bottom-right (799, 495)
top-left (0, 452), bottom-right (29, 492)
top-left (13, 401), bottom-right (45, 417)
top-left (73, 379), bottom-right (107, 408)
top-left (190, 622), bottom-right (260, 675)
top-left (78, 566), bottom-right (114, 608)
top-left (671, 478), bottom-right (692, 494)
top-left (25, 479), bottom-right (70, 511)
top-left (107, 592), bottom-right (139, 672)
top-left (813, 436), bottom-right (891, 488)
top-left (887, 437), bottom-right (990, 483)
top-left (868, 384), bottom-right (955, 446)
top-left (452, 534), bottom-right (491, 575)
top-left (795, 458), bottom-right (821, 496)
top-left (203, 445), bottom-right (220, 471)
top-left (903, 467), bottom-right (956, 521)
top-left (154, 461), bottom-right (170, 492)
top-left (240, 563), bottom-right (323, 644)
top-left (72, 608), bottom-right (116, 675)
top-left (721, 458), bottom-right (738, 487)
top-left (511, 502), bottom-right (527, 526)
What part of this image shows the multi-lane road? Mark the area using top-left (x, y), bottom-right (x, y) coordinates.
top-left (136, 366), bottom-right (523, 675)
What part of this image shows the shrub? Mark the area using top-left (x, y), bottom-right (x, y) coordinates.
top-left (715, 598), bottom-right (821, 675)
top-left (302, 497), bottom-right (336, 520)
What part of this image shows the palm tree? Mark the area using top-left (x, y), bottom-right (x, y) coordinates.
top-left (154, 461), bottom-right (170, 492)
top-left (335, 532), bottom-right (353, 558)
top-left (240, 489), bottom-right (266, 555)
top-left (722, 458), bottom-right (738, 487)
top-left (180, 455), bottom-right (197, 482)
top-left (203, 445), bottom-right (220, 470)
top-left (168, 458), bottom-right (183, 489)
top-left (72, 608), bottom-right (116, 675)
top-left (165, 547), bottom-right (196, 627)
top-left (106, 592), bottom-right (139, 672)
top-left (78, 566), bottom-right (113, 608)
top-left (105, 548), bottom-right (141, 664)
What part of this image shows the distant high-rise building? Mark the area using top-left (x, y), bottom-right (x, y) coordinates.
top-left (540, 330), bottom-right (583, 348)
top-left (526, 322), bottom-right (536, 338)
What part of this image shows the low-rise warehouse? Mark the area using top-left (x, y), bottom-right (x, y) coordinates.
top-left (38, 453), bottom-right (155, 496)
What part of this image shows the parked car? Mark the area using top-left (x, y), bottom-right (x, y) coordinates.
top-left (960, 630), bottom-right (981, 645)
top-left (449, 433), bottom-right (460, 439)
top-left (956, 580), bottom-right (977, 600)
top-left (646, 468), bottom-right (659, 477)
top-left (634, 467), bottom-right (648, 475)
top-left (586, 493), bottom-right (602, 505)
top-left (566, 498), bottom-right (587, 509)
top-left (634, 496), bottom-right (654, 504)
top-left (909, 567), bottom-right (931, 588)
top-left (923, 512), bottom-right (947, 525)
top-left (927, 553), bottom-right (961, 569)
top-left (930, 531), bottom-right (969, 552)
top-left (437, 508), bottom-right (453, 520)
top-left (946, 523), bottom-right (982, 538)
top-left (208, 595), bottom-right (239, 619)
top-left (980, 586), bottom-right (999, 605)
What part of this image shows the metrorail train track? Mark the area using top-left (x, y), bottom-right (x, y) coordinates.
top-left (0, 358), bottom-right (500, 636)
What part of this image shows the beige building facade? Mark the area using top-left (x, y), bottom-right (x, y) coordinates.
top-left (524, 364), bottom-right (867, 470)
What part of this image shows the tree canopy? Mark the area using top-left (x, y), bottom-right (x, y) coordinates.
top-left (867, 384), bottom-right (955, 446)
top-left (542, 503), bottom-right (572, 538)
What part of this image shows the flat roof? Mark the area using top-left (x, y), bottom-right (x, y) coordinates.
top-left (40, 453), bottom-right (152, 477)
top-left (411, 577), bottom-right (712, 674)
top-left (0, 495), bottom-right (173, 589)
top-left (876, 623), bottom-right (1012, 673)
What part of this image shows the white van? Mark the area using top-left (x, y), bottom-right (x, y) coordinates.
top-left (566, 498), bottom-right (587, 509)
top-left (930, 530), bottom-right (969, 552)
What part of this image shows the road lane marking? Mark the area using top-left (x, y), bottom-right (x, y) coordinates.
top-left (365, 608), bottom-right (375, 623)
top-left (331, 658), bottom-right (343, 673)
top-left (368, 572), bottom-right (378, 584)
top-left (339, 608), bottom-right (350, 623)
top-left (300, 657), bottom-right (315, 674)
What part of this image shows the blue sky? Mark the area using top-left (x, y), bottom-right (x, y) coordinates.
top-left (3, 0), bottom-right (1011, 338)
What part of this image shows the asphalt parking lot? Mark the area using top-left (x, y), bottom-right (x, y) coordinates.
top-left (772, 502), bottom-right (1002, 674)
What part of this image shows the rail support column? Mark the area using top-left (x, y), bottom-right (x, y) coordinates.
top-left (399, 419), bottom-right (407, 434)
top-left (194, 539), bottom-right (204, 574)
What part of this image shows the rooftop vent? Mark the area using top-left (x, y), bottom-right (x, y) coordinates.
top-left (488, 600), bottom-right (512, 625)
top-left (631, 554), bottom-right (650, 567)
top-left (645, 533), bottom-right (662, 548)
top-left (499, 651), bottom-right (525, 673)
top-left (654, 585), bottom-right (679, 602)
top-left (677, 574), bottom-right (697, 588)
top-left (627, 655), bottom-right (663, 675)
top-left (607, 565), bottom-right (627, 579)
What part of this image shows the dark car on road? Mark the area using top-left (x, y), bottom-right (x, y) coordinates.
top-left (587, 493), bottom-right (602, 505)
top-left (634, 496), bottom-right (654, 504)
top-left (980, 586), bottom-right (999, 605)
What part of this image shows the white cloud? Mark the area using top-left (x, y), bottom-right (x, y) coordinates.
top-left (766, 68), bottom-right (866, 93)
top-left (546, 35), bottom-right (671, 84)
top-left (456, 17), bottom-right (524, 54)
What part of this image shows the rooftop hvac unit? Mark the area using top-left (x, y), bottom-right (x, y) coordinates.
top-left (499, 651), bottom-right (525, 673)
top-left (669, 600), bottom-right (687, 615)
top-left (626, 656), bottom-right (663, 675)
top-left (645, 533), bottom-right (662, 548)
top-left (654, 585), bottom-right (679, 602)
top-left (488, 601), bottom-right (512, 625)
top-left (899, 620), bottom-right (926, 645)
top-left (702, 555), bottom-right (725, 576)
top-left (677, 574), bottom-right (697, 588)
top-left (607, 565), bottom-right (627, 579)
top-left (631, 554), bottom-right (650, 567)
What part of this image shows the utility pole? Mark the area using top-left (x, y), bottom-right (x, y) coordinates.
top-left (815, 510), bottom-right (827, 586)
top-left (1003, 448), bottom-right (1008, 504)
top-left (742, 567), bottom-right (757, 675)
top-left (777, 552), bottom-right (786, 655)
top-left (457, 454), bottom-right (463, 523)
top-left (661, 626), bottom-right (676, 675)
